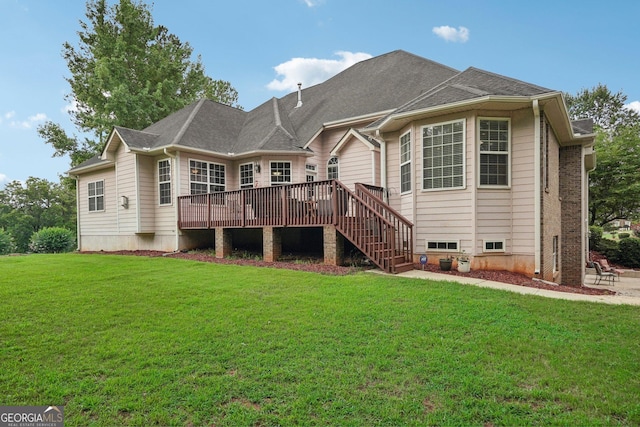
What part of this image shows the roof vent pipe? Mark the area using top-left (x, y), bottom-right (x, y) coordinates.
top-left (295, 83), bottom-right (303, 108)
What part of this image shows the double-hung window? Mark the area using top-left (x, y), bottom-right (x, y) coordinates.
top-left (479, 118), bottom-right (510, 187)
top-left (422, 120), bottom-right (465, 190)
top-left (88, 180), bottom-right (104, 212)
top-left (270, 161), bottom-right (291, 185)
top-left (189, 160), bottom-right (226, 194)
top-left (400, 131), bottom-right (412, 193)
top-left (240, 163), bottom-right (254, 189)
top-left (158, 159), bottom-right (171, 205)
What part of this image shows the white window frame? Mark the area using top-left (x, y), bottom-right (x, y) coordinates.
top-left (483, 240), bottom-right (506, 253)
top-left (189, 159), bottom-right (226, 194)
top-left (478, 117), bottom-right (511, 188)
top-left (552, 236), bottom-right (559, 273)
top-left (400, 131), bottom-right (412, 194)
top-left (270, 161), bottom-right (291, 185)
top-left (426, 240), bottom-right (459, 252)
top-left (88, 180), bottom-right (105, 212)
top-left (239, 162), bottom-right (254, 189)
top-left (422, 119), bottom-right (466, 191)
top-left (327, 157), bottom-right (339, 180)
top-left (158, 159), bottom-right (171, 206)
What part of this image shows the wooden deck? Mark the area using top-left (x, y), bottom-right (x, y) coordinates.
top-left (177, 180), bottom-right (414, 274)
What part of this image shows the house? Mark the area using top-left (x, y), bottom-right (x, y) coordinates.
top-left (68, 50), bottom-right (595, 285)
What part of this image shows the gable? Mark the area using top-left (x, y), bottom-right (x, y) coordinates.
top-left (331, 129), bottom-right (381, 156)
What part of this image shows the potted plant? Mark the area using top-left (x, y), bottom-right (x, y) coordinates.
top-left (439, 255), bottom-right (452, 271)
top-left (457, 250), bottom-right (470, 273)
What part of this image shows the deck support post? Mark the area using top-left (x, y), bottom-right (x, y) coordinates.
top-left (323, 225), bottom-right (344, 266)
top-left (215, 227), bottom-right (233, 259)
top-left (263, 227), bottom-right (282, 262)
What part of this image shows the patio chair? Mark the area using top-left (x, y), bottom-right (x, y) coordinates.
top-left (598, 258), bottom-right (622, 278)
top-left (593, 261), bottom-right (616, 286)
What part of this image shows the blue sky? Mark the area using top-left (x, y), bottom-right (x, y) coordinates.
top-left (1, 0), bottom-right (639, 187)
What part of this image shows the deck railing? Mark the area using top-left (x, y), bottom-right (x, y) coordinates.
top-left (177, 180), bottom-right (413, 273)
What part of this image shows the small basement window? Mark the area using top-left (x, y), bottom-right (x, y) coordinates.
top-left (426, 240), bottom-right (459, 252)
top-left (483, 240), bottom-right (505, 252)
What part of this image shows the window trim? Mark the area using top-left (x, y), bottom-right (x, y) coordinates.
top-left (400, 131), bottom-right (412, 194)
top-left (239, 162), bottom-right (254, 190)
top-left (189, 159), bottom-right (226, 194)
top-left (158, 159), bottom-right (172, 206)
top-left (327, 156), bottom-right (339, 180)
top-left (270, 161), bottom-right (292, 185)
top-left (478, 117), bottom-right (511, 189)
top-left (483, 239), bottom-right (506, 253)
top-left (421, 119), bottom-right (466, 192)
top-left (426, 240), bottom-right (459, 252)
top-left (88, 180), bottom-right (105, 212)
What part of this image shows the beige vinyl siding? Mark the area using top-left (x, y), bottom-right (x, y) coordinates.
top-left (115, 144), bottom-right (137, 233)
top-left (412, 114), bottom-right (475, 253)
top-left (136, 154), bottom-right (155, 232)
top-left (508, 109), bottom-right (535, 254)
top-left (337, 136), bottom-right (377, 189)
top-left (153, 155), bottom-right (177, 234)
top-left (77, 168), bottom-right (117, 236)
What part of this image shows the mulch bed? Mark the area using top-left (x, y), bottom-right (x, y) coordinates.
top-left (82, 250), bottom-right (615, 296)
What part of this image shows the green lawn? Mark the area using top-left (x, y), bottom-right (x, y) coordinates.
top-left (1, 254), bottom-right (639, 426)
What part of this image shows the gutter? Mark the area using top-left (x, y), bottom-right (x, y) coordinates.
top-left (533, 99), bottom-right (541, 275)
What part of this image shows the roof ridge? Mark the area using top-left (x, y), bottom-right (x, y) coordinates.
top-left (464, 66), bottom-right (553, 92)
top-left (170, 99), bottom-right (206, 146)
top-left (271, 98), bottom-right (295, 140)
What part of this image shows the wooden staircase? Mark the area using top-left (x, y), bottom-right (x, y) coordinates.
top-left (333, 182), bottom-right (414, 274)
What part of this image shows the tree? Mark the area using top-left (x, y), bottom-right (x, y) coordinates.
top-left (565, 84), bottom-right (640, 226)
top-left (588, 126), bottom-right (640, 226)
top-left (565, 83), bottom-right (640, 134)
top-left (0, 178), bottom-right (75, 252)
top-left (39, 0), bottom-right (240, 167)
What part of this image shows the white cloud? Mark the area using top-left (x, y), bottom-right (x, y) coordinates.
top-left (301, 0), bottom-right (324, 6)
top-left (0, 173), bottom-right (7, 184)
top-left (432, 25), bottom-right (470, 43)
top-left (267, 51), bottom-right (373, 92)
top-left (9, 112), bottom-right (48, 129)
top-left (5, 111), bottom-right (16, 120)
top-left (625, 101), bottom-right (640, 114)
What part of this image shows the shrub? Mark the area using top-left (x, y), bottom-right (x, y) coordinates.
top-left (589, 226), bottom-right (603, 251)
top-left (0, 229), bottom-right (15, 255)
top-left (616, 238), bottom-right (640, 268)
top-left (29, 227), bottom-right (76, 254)
top-left (598, 239), bottom-right (620, 263)
top-left (619, 232), bottom-right (631, 239)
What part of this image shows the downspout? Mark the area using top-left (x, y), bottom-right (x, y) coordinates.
top-left (74, 175), bottom-right (81, 251)
top-left (377, 130), bottom-right (388, 202)
top-left (164, 148), bottom-right (179, 251)
top-left (533, 99), bottom-right (541, 275)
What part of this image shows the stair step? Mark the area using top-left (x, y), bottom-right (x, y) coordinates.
top-left (393, 262), bottom-right (414, 274)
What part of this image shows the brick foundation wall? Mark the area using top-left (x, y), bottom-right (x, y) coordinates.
top-left (323, 226), bottom-right (344, 266)
top-left (263, 227), bottom-right (282, 263)
top-left (215, 228), bottom-right (233, 259)
top-left (540, 117), bottom-right (562, 283)
top-left (559, 145), bottom-right (584, 286)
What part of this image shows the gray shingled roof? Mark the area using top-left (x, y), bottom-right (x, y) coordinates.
top-left (73, 50), bottom-right (570, 173)
top-left (71, 50), bottom-right (460, 173)
top-left (389, 67), bottom-right (554, 116)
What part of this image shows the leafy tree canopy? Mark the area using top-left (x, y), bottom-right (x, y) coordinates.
top-left (565, 83), bottom-right (640, 134)
top-left (39, 0), bottom-right (240, 167)
top-left (0, 177), bottom-right (76, 252)
top-left (566, 84), bottom-right (640, 226)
